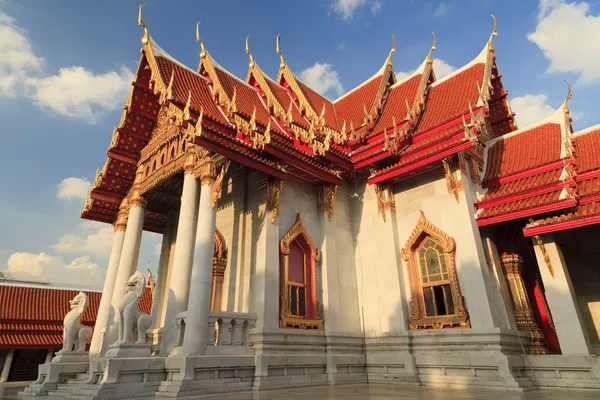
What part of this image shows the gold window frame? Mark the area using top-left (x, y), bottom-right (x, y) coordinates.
top-left (279, 213), bottom-right (323, 330)
top-left (401, 211), bottom-right (470, 330)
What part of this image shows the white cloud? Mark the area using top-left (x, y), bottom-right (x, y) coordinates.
top-left (51, 222), bottom-right (114, 257)
top-left (395, 58), bottom-right (457, 82)
top-left (510, 94), bottom-right (555, 128)
top-left (332, 0), bottom-right (381, 20)
top-left (3, 252), bottom-right (105, 289)
top-left (528, 1), bottom-right (600, 85)
top-left (0, 9), bottom-right (133, 123)
top-left (56, 177), bottom-right (91, 200)
top-left (27, 66), bottom-right (134, 123)
top-left (299, 62), bottom-right (344, 98)
top-left (433, 3), bottom-right (450, 18)
top-left (0, 9), bottom-right (43, 96)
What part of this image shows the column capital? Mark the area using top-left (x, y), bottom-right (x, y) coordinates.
top-left (197, 158), bottom-right (217, 184)
top-left (501, 253), bottom-right (524, 275)
top-left (113, 198), bottom-right (130, 232)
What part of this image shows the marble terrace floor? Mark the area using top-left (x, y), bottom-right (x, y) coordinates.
top-left (2, 383), bottom-right (600, 399)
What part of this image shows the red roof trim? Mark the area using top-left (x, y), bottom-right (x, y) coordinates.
top-left (482, 159), bottom-right (570, 189)
top-left (476, 199), bottom-right (577, 227)
top-left (368, 139), bottom-right (473, 184)
top-left (576, 168), bottom-right (600, 183)
top-left (523, 214), bottom-right (600, 236)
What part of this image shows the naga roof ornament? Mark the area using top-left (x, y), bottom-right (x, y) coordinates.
top-left (138, 3), bottom-right (149, 45)
top-left (245, 34), bottom-right (255, 68)
top-left (426, 31), bottom-right (436, 64)
top-left (196, 21), bottom-right (207, 60)
top-left (276, 34), bottom-right (286, 70)
top-left (563, 79), bottom-right (573, 115)
top-left (385, 34), bottom-right (396, 67)
top-left (487, 14), bottom-right (498, 53)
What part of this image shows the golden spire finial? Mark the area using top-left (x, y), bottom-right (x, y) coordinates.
top-left (386, 34), bottom-right (396, 67)
top-left (426, 31), bottom-right (436, 63)
top-left (138, 3), bottom-right (149, 45)
top-left (563, 80), bottom-right (572, 114)
top-left (246, 34), bottom-right (255, 68)
top-left (196, 21), bottom-right (206, 59)
top-left (276, 34), bottom-right (286, 69)
top-left (488, 14), bottom-right (498, 52)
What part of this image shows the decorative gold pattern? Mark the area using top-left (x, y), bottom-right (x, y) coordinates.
top-left (374, 184), bottom-right (395, 222)
top-left (401, 211), bottom-right (470, 330)
top-left (113, 198), bottom-right (130, 232)
top-left (210, 228), bottom-right (227, 311)
top-left (501, 253), bottom-right (548, 354)
top-left (267, 178), bottom-right (284, 224)
top-left (211, 160), bottom-right (231, 208)
top-left (279, 213), bottom-right (323, 330)
top-left (316, 184), bottom-right (337, 222)
top-left (533, 235), bottom-right (555, 279)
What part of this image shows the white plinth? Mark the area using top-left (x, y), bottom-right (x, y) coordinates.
top-left (105, 343), bottom-right (152, 359)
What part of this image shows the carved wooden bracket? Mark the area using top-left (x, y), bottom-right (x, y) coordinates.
top-left (267, 178), bottom-right (284, 224)
top-left (211, 160), bottom-right (231, 208)
top-left (533, 235), bottom-right (555, 279)
top-left (316, 184), bottom-right (337, 222)
top-left (374, 184), bottom-right (395, 222)
top-left (442, 157), bottom-right (463, 203)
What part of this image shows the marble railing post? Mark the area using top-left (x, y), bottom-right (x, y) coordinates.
top-left (501, 253), bottom-right (548, 354)
top-left (106, 174), bottom-right (147, 348)
top-left (160, 151), bottom-right (201, 355)
top-left (0, 350), bottom-right (14, 382)
top-left (89, 199), bottom-right (129, 357)
top-left (532, 234), bottom-right (592, 354)
top-left (182, 159), bottom-right (221, 355)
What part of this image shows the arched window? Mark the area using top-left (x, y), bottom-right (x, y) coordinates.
top-left (402, 211), bottom-right (470, 330)
top-left (279, 213), bottom-right (323, 330)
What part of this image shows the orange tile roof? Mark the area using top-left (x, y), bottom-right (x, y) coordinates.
top-left (294, 78), bottom-right (339, 129)
top-left (262, 74), bottom-right (308, 130)
top-left (154, 56), bottom-right (228, 126)
top-left (0, 285), bottom-right (152, 348)
top-left (334, 75), bottom-right (383, 130)
top-left (371, 75), bottom-right (421, 135)
top-left (480, 168), bottom-right (563, 202)
top-left (477, 189), bottom-right (563, 220)
top-left (414, 63), bottom-right (486, 135)
top-left (574, 129), bottom-right (600, 173)
top-left (483, 123), bottom-right (562, 181)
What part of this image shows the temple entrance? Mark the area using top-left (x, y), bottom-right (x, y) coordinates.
top-left (552, 225), bottom-right (600, 355)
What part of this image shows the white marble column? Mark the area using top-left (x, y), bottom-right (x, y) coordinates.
top-left (44, 349), bottom-right (54, 364)
top-left (150, 221), bottom-right (173, 329)
top-left (89, 201), bottom-right (128, 356)
top-left (160, 171), bottom-right (200, 355)
top-left (532, 234), bottom-right (592, 354)
top-left (106, 192), bottom-right (146, 347)
top-left (182, 169), bottom-right (218, 355)
top-left (0, 350), bottom-right (14, 382)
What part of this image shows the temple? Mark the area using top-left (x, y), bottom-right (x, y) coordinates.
top-left (20, 6), bottom-right (600, 399)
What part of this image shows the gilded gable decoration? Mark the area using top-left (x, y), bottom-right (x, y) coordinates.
top-left (267, 178), bottom-right (284, 224)
top-left (401, 211), bottom-right (470, 330)
top-left (374, 184), bottom-right (395, 222)
top-left (279, 213), bottom-right (323, 330)
top-left (316, 184), bottom-right (337, 222)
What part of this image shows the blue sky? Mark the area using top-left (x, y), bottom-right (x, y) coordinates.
top-left (1, 0), bottom-right (599, 289)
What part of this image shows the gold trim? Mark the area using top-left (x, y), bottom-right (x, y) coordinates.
top-left (533, 234), bottom-right (555, 279)
top-left (442, 157), bottom-right (463, 203)
top-left (401, 211), bottom-right (470, 330)
top-left (279, 213), bottom-right (323, 330)
top-left (211, 160), bottom-right (231, 208)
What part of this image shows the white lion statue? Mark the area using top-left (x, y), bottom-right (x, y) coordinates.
top-left (59, 291), bottom-right (92, 353)
top-left (116, 271), bottom-right (152, 345)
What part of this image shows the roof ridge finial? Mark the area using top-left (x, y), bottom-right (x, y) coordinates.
top-left (563, 80), bottom-right (572, 114)
top-left (138, 3), bottom-right (149, 45)
top-left (386, 34), bottom-right (396, 67)
top-left (246, 34), bottom-right (255, 68)
top-left (276, 34), bottom-right (286, 69)
top-left (196, 21), bottom-right (207, 59)
top-left (426, 31), bottom-right (436, 63)
top-left (488, 14), bottom-right (498, 52)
